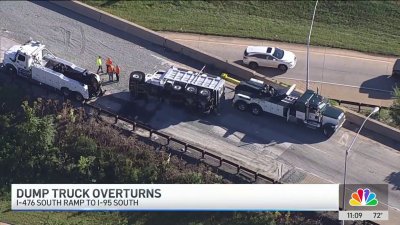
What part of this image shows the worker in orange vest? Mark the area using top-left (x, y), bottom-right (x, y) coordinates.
top-left (107, 64), bottom-right (114, 81)
top-left (115, 65), bottom-right (120, 82)
top-left (106, 57), bottom-right (113, 72)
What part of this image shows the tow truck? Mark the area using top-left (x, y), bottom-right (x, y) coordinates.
top-left (129, 66), bottom-right (225, 114)
top-left (2, 40), bottom-right (103, 101)
top-left (232, 78), bottom-right (345, 137)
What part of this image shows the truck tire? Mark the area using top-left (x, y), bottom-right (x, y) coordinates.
top-left (5, 64), bottom-right (17, 76)
top-left (74, 92), bottom-right (84, 102)
top-left (323, 125), bottom-right (335, 138)
top-left (130, 71), bottom-right (145, 82)
top-left (235, 100), bottom-right (248, 111)
top-left (250, 104), bottom-right (262, 116)
top-left (249, 62), bottom-right (258, 70)
top-left (278, 64), bottom-right (288, 72)
top-left (61, 87), bottom-right (70, 97)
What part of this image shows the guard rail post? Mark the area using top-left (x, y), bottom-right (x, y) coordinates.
top-left (132, 121), bottom-right (136, 131)
top-left (149, 129), bottom-right (154, 138)
top-left (114, 115), bottom-right (119, 124)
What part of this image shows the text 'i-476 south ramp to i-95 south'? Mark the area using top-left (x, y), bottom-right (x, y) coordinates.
top-left (0, 0), bottom-right (399, 216)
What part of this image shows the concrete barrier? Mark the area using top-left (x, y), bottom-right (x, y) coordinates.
top-left (51, 1), bottom-right (400, 144)
top-left (345, 110), bottom-right (400, 141)
top-left (224, 61), bottom-right (255, 80)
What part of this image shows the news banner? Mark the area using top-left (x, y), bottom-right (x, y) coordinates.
top-left (12, 184), bottom-right (388, 220)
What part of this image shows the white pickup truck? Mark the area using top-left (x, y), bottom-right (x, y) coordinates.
top-left (2, 40), bottom-right (103, 101)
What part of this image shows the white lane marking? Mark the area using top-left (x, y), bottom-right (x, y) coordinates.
top-left (151, 54), bottom-right (192, 70)
top-left (169, 37), bottom-right (395, 63)
top-left (302, 141), bottom-right (400, 211)
top-left (162, 36), bottom-right (393, 93)
top-left (151, 54), bottom-right (173, 66)
top-left (278, 76), bottom-right (393, 93)
top-left (338, 132), bottom-right (350, 147)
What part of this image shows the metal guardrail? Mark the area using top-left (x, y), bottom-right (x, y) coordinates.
top-left (84, 103), bottom-right (381, 225)
top-left (331, 98), bottom-right (389, 113)
top-left (83, 102), bottom-right (279, 184)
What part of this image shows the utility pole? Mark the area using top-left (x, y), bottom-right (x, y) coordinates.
top-left (306, 0), bottom-right (319, 90)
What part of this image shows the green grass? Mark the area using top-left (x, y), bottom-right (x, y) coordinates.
top-left (0, 201), bottom-right (127, 225)
top-left (83, 0), bottom-right (400, 56)
top-left (0, 200), bottom-right (317, 225)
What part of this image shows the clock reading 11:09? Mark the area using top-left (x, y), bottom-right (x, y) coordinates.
top-left (339, 211), bottom-right (388, 221)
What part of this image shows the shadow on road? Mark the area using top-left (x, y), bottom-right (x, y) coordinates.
top-left (101, 88), bottom-right (400, 150)
top-left (93, 89), bottom-right (330, 146)
top-left (385, 172), bottom-right (400, 191)
top-left (359, 75), bottom-right (398, 99)
top-left (233, 60), bottom-right (286, 77)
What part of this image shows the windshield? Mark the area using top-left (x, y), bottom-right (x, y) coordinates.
top-left (272, 48), bottom-right (284, 59)
top-left (318, 96), bottom-right (329, 111)
top-left (319, 102), bottom-right (327, 111)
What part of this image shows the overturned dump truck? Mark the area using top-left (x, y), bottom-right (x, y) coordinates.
top-left (232, 78), bottom-right (345, 137)
top-left (2, 40), bottom-right (103, 101)
top-left (129, 66), bottom-right (225, 114)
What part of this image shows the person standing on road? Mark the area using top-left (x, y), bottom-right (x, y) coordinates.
top-left (96, 56), bottom-right (103, 74)
top-left (107, 64), bottom-right (114, 81)
top-left (106, 57), bottom-right (113, 72)
top-left (115, 65), bottom-right (120, 82)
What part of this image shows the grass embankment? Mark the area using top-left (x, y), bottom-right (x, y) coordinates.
top-left (83, 1), bottom-right (400, 56)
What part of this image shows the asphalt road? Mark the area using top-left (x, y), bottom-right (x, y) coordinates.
top-left (0, 1), bottom-right (399, 220)
top-left (161, 32), bottom-right (399, 107)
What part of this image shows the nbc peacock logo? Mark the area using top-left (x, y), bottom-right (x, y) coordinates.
top-left (349, 188), bottom-right (378, 206)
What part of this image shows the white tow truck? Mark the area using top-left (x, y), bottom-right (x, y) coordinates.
top-left (233, 78), bottom-right (345, 137)
top-left (129, 66), bottom-right (225, 114)
top-left (2, 40), bottom-right (103, 101)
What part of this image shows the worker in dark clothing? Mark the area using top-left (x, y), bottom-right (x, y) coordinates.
top-left (107, 64), bottom-right (114, 81)
top-left (115, 65), bottom-right (120, 82)
top-left (96, 56), bottom-right (103, 74)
